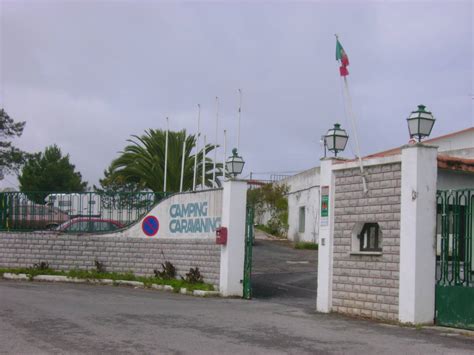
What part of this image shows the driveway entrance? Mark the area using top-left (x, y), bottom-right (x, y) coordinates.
top-left (250, 232), bottom-right (318, 309)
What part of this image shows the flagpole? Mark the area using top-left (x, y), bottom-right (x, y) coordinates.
top-left (342, 73), bottom-right (368, 194)
top-left (213, 96), bottom-right (219, 187)
top-left (179, 136), bottom-right (186, 192)
top-left (238, 88), bottom-right (242, 150)
top-left (222, 129), bottom-right (227, 181)
top-left (202, 134), bottom-right (206, 189)
top-left (335, 34), bottom-right (367, 193)
top-left (163, 117), bottom-right (169, 193)
top-left (193, 104), bottom-right (201, 191)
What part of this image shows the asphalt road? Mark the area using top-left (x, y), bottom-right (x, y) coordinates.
top-left (251, 238), bottom-right (318, 310)
top-left (1, 280), bottom-right (474, 354)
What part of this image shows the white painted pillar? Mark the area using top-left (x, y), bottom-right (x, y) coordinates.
top-left (317, 158), bottom-right (336, 312)
top-left (399, 144), bottom-right (438, 324)
top-left (219, 179), bottom-right (247, 297)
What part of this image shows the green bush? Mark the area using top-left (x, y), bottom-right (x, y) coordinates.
top-left (294, 242), bottom-right (318, 250)
top-left (248, 183), bottom-right (289, 238)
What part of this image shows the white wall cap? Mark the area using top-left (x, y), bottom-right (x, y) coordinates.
top-left (401, 143), bottom-right (439, 151)
top-left (331, 154), bottom-right (402, 171)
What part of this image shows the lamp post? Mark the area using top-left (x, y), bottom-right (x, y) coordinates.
top-left (407, 104), bottom-right (435, 142)
top-left (226, 148), bottom-right (245, 178)
top-left (325, 123), bottom-right (349, 157)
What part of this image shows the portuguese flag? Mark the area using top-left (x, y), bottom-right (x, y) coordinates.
top-left (336, 38), bottom-right (349, 77)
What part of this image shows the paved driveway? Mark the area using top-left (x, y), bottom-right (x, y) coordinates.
top-left (251, 237), bottom-right (318, 310)
top-left (1, 280), bottom-right (473, 354)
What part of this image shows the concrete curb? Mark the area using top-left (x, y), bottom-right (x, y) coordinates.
top-left (86, 278), bottom-right (114, 285)
top-left (3, 273), bottom-right (29, 281)
top-left (34, 275), bottom-right (69, 282)
top-left (193, 290), bottom-right (220, 297)
top-left (163, 285), bottom-right (174, 292)
top-left (114, 280), bottom-right (144, 288)
top-left (1, 273), bottom-right (220, 297)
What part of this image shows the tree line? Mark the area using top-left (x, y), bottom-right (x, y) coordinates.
top-left (0, 108), bottom-right (221, 195)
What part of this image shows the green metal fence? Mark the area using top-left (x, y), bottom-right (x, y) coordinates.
top-left (0, 191), bottom-right (168, 233)
top-left (243, 205), bottom-right (254, 299)
top-left (435, 189), bottom-right (474, 330)
top-left (436, 189), bottom-right (473, 287)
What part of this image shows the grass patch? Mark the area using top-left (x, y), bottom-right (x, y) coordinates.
top-left (294, 242), bottom-right (319, 250)
top-left (255, 224), bottom-right (273, 234)
top-left (0, 268), bottom-right (215, 292)
top-left (255, 224), bottom-right (286, 238)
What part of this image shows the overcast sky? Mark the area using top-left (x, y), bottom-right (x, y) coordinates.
top-left (0, 0), bottom-right (472, 189)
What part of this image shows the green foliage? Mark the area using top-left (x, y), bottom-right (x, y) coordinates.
top-left (294, 242), bottom-right (319, 250)
top-left (255, 224), bottom-right (282, 237)
top-left (0, 267), bottom-right (215, 292)
top-left (94, 166), bottom-right (141, 193)
top-left (18, 145), bottom-right (87, 202)
top-left (102, 129), bottom-right (222, 193)
top-left (32, 261), bottom-right (50, 270)
top-left (94, 259), bottom-right (106, 273)
top-left (182, 267), bottom-right (204, 284)
top-left (248, 183), bottom-right (289, 237)
top-left (0, 108), bottom-right (28, 175)
top-left (154, 261), bottom-right (176, 280)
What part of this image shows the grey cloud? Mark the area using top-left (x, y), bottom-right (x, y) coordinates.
top-left (0, 0), bottom-right (472, 188)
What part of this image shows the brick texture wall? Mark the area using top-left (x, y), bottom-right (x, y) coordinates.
top-left (332, 162), bottom-right (401, 321)
top-left (0, 233), bottom-right (221, 286)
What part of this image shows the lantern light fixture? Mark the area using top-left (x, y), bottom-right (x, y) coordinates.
top-left (225, 148), bottom-right (245, 178)
top-left (407, 104), bottom-right (435, 142)
top-left (325, 123), bottom-right (349, 157)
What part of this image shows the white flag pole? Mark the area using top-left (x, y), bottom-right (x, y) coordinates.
top-left (193, 104), bottom-right (201, 191)
top-left (212, 96), bottom-right (219, 186)
top-left (179, 136), bottom-right (186, 192)
top-left (202, 135), bottom-right (207, 189)
top-left (335, 34), bottom-right (367, 194)
top-left (223, 129), bottom-right (227, 181)
top-left (342, 76), bottom-right (368, 194)
top-left (238, 88), bottom-right (242, 150)
top-left (163, 117), bottom-right (169, 193)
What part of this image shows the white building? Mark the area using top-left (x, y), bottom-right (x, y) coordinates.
top-left (280, 167), bottom-right (320, 243)
top-left (280, 127), bottom-right (474, 244)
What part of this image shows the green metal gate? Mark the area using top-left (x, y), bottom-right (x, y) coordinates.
top-left (435, 189), bottom-right (474, 330)
top-left (243, 205), bottom-right (254, 299)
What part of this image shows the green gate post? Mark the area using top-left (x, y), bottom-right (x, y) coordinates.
top-left (243, 205), bottom-right (254, 299)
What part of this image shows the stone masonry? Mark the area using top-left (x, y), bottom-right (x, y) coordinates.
top-left (332, 162), bottom-right (401, 321)
top-left (0, 232), bottom-right (221, 286)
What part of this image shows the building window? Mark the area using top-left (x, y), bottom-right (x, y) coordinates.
top-left (298, 206), bottom-right (305, 233)
top-left (358, 223), bottom-right (381, 252)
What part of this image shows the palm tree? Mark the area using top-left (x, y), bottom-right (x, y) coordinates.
top-left (103, 129), bottom-right (222, 193)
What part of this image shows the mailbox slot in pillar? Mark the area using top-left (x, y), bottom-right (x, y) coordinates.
top-left (216, 226), bottom-right (228, 245)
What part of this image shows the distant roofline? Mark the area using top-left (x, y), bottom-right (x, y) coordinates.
top-left (364, 126), bottom-right (474, 159)
top-left (438, 154), bottom-right (474, 174)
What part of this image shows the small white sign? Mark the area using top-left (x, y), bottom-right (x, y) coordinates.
top-left (321, 216), bottom-right (328, 227)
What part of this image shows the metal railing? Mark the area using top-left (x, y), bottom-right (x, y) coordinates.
top-left (436, 189), bottom-right (473, 287)
top-left (0, 191), bottom-right (168, 233)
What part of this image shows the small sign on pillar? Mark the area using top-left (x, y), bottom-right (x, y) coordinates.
top-left (321, 186), bottom-right (329, 227)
